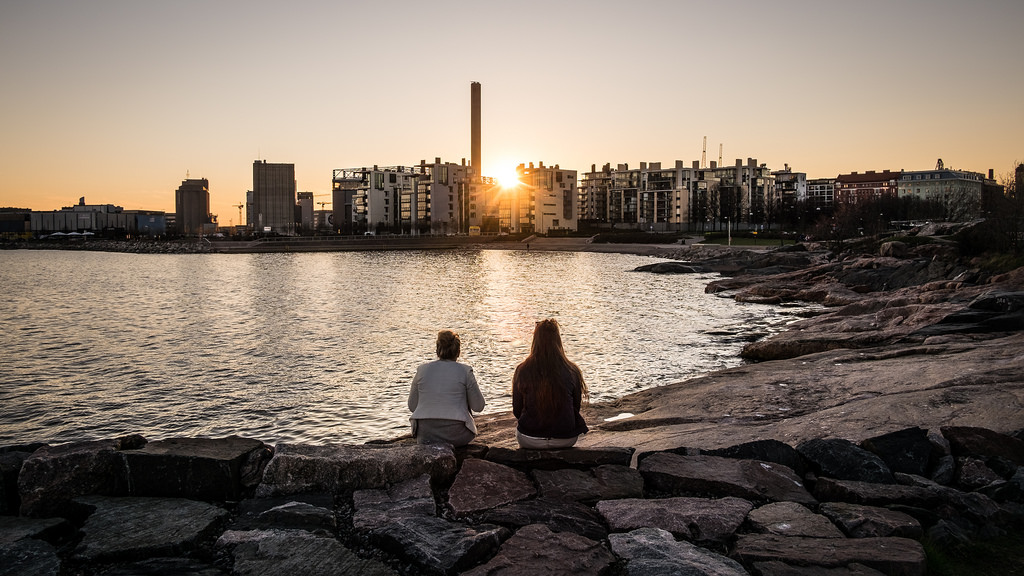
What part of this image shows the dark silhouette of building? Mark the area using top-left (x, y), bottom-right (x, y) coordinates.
top-left (250, 161), bottom-right (296, 235)
top-left (175, 178), bottom-right (211, 236)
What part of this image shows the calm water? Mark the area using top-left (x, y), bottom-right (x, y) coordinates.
top-left (0, 249), bottom-right (799, 446)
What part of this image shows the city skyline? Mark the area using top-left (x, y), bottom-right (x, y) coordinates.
top-left (2, 1), bottom-right (1022, 227)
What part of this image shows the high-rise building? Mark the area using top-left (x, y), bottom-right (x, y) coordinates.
top-left (251, 161), bottom-right (296, 235)
top-left (175, 178), bottom-right (210, 236)
top-left (297, 191), bottom-right (314, 233)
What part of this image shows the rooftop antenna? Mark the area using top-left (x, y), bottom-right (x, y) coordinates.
top-left (701, 136), bottom-right (707, 169)
top-left (718, 144), bottom-right (723, 166)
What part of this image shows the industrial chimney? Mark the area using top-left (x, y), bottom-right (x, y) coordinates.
top-left (471, 82), bottom-right (481, 182)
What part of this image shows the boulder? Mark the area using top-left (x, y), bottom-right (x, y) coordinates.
top-left (217, 528), bottom-right (396, 576)
top-left (353, 474), bottom-right (435, 531)
top-left (255, 443), bottom-right (456, 497)
top-left (478, 497), bottom-right (608, 541)
top-left (704, 439), bottom-right (808, 477)
top-left (638, 452), bottom-right (816, 506)
top-left (634, 261), bottom-right (702, 274)
top-left (484, 446), bottom-right (634, 471)
top-left (608, 526), bottom-right (748, 576)
top-left (533, 464), bottom-right (643, 502)
top-left (121, 436), bottom-right (272, 501)
top-left (0, 538), bottom-right (61, 576)
top-left (597, 496), bottom-right (752, 543)
top-left (0, 516), bottom-right (71, 546)
top-left (879, 241), bottom-right (908, 258)
top-left (747, 501), bottom-right (845, 538)
top-left (232, 496), bottom-right (337, 533)
top-left (18, 439), bottom-right (134, 517)
top-left (72, 496), bottom-right (228, 562)
top-left (814, 477), bottom-right (940, 508)
top-left (752, 561), bottom-right (886, 575)
top-left (818, 502), bottom-right (922, 539)
top-left (797, 439), bottom-right (894, 484)
top-left (369, 516), bottom-right (508, 574)
top-left (732, 534), bottom-right (925, 576)
top-left (931, 455), bottom-right (955, 485)
top-left (100, 558), bottom-right (224, 576)
top-left (461, 523), bottom-right (615, 576)
top-left (448, 459), bottom-right (536, 516)
top-left (955, 457), bottom-right (1003, 490)
top-left (859, 427), bottom-right (932, 477)
top-left (941, 426), bottom-right (1024, 465)
top-left (0, 451), bottom-right (31, 515)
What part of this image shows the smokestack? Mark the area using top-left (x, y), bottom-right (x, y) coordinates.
top-left (471, 82), bottom-right (481, 182)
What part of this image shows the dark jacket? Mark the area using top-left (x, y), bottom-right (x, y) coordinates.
top-left (512, 364), bottom-right (588, 439)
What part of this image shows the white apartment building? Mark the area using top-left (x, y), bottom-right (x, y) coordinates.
top-left (507, 162), bottom-right (578, 234)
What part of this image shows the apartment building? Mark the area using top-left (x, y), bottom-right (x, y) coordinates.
top-left (807, 178), bottom-right (836, 209)
top-left (506, 162), bottom-right (578, 234)
top-left (898, 160), bottom-right (998, 220)
top-left (174, 178), bottom-right (211, 236)
top-left (834, 170), bottom-right (900, 205)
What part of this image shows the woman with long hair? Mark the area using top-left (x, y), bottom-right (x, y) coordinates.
top-left (408, 330), bottom-right (486, 447)
top-left (512, 319), bottom-right (589, 449)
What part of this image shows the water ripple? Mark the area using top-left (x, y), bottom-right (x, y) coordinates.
top-left (0, 249), bottom-right (809, 446)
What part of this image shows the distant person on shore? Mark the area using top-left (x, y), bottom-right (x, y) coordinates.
top-left (408, 330), bottom-right (486, 447)
top-left (512, 319), bottom-right (589, 449)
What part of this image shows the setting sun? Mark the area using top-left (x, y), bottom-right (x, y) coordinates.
top-left (496, 166), bottom-right (522, 189)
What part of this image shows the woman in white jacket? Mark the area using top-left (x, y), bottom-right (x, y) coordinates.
top-left (408, 330), bottom-right (486, 447)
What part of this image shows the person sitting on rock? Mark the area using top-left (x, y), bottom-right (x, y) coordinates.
top-left (408, 330), bottom-right (486, 447)
top-left (512, 319), bottom-right (589, 449)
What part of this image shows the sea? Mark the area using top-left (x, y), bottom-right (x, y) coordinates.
top-left (0, 248), bottom-right (802, 446)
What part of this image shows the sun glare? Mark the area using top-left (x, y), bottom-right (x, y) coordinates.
top-left (497, 167), bottom-right (522, 189)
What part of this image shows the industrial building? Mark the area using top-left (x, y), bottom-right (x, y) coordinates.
top-left (27, 197), bottom-right (166, 236)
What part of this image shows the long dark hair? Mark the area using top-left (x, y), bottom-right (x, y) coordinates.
top-left (515, 319), bottom-right (588, 413)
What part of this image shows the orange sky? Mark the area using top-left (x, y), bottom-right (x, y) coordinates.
top-left (2, 0), bottom-right (1022, 227)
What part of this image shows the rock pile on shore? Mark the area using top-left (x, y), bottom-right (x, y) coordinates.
top-left (7, 239), bottom-right (212, 254)
top-left (2, 425), bottom-right (1023, 575)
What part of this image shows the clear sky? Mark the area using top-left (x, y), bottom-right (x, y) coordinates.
top-left (2, 0), bottom-right (1022, 226)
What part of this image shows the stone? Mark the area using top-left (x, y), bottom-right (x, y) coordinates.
top-left (0, 516), bottom-right (70, 545)
top-left (813, 477), bottom-right (940, 508)
top-left (930, 455), bottom-right (955, 485)
top-left (353, 474), bottom-right (435, 530)
top-left (925, 519), bottom-right (972, 552)
top-left (941, 426), bottom-right (1024, 465)
top-left (597, 496), bottom-right (752, 543)
top-left (461, 523), bottom-right (615, 576)
top-left (72, 496), bottom-right (228, 562)
top-left (100, 558), bottom-right (225, 576)
top-left (704, 439), bottom-right (808, 477)
top-left (752, 561), bottom-right (886, 575)
top-left (747, 501), bottom-right (844, 538)
top-left (859, 427), bottom-right (932, 477)
top-left (818, 502), bottom-right (922, 539)
top-left (479, 497), bottom-right (608, 541)
top-left (369, 516), bottom-right (508, 574)
top-left (218, 528), bottom-right (396, 576)
top-left (448, 458), bottom-right (536, 516)
top-left (879, 241), bottom-right (908, 258)
top-left (638, 452), bottom-right (816, 506)
top-left (121, 436), bottom-right (272, 501)
top-left (255, 443), bottom-right (456, 497)
top-left (533, 464), bottom-right (643, 502)
top-left (608, 526), bottom-right (748, 576)
top-left (229, 493), bottom-right (335, 532)
top-left (955, 457), bottom-right (1003, 490)
top-left (635, 261), bottom-right (702, 274)
top-left (0, 538), bottom-right (61, 576)
top-left (18, 439), bottom-right (131, 517)
top-left (797, 438), bottom-right (894, 484)
top-left (0, 451), bottom-right (30, 515)
top-left (484, 446), bottom-right (634, 471)
top-left (732, 534), bottom-right (926, 576)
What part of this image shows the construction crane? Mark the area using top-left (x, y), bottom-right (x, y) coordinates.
top-left (233, 203), bottom-right (244, 227)
top-left (701, 136), bottom-right (707, 169)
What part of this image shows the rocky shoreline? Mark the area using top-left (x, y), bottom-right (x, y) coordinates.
top-left (4, 226), bottom-right (1024, 574)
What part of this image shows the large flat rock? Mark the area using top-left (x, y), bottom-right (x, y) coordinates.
top-left (597, 496), bottom-right (752, 543)
top-left (819, 502), bottom-right (922, 539)
top-left (747, 501), bottom-right (845, 538)
top-left (533, 464), bottom-right (643, 502)
top-left (479, 497), bottom-right (608, 541)
top-left (121, 436), bottom-right (272, 501)
top-left (18, 439), bottom-right (135, 517)
top-left (218, 528), bottom-right (396, 576)
top-left (0, 538), bottom-right (61, 576)
top-left (369, 516), bottom-right (508, 574)
top-left (448, 458), bottom-right (536, 516)
top-left (462, 523), bottom-right (615, 576)
top-left (72, 496), bottom-right (228, 562)
top-left (732, 534), bottom-right (925, 576)
top-left (256, 443), bottom-right (456, 497)
top-left (484, 446), bottom-right (634, 470)
top-left (353, 474), bottom-right (435, 531)
top-left (638, 452), bottom-right (816, 506)
top-left (608, 526), bottom-right (748, 576)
